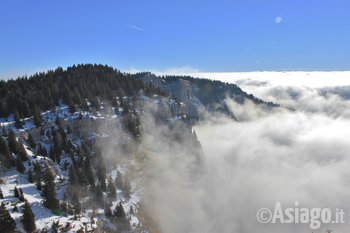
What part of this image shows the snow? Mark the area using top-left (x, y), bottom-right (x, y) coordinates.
top-left (0, 95), bottom-right (182, 232)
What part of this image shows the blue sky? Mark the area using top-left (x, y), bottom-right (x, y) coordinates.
top-left (0, 0), bottom-right (349, 79)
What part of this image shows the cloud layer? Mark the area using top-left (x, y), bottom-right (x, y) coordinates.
top-left (140, 73), bottom-right (350, 233)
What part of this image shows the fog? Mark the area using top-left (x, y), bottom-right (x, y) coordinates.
top-left (138, 73), bottom-right (350, 233)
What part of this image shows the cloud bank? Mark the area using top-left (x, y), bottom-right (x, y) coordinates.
top-left (139, 72), bottom-right (350, 233)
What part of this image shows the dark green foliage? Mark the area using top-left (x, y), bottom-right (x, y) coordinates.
top-left (83, 158), bottom-right (95, 189)
top-left (18, 188), bottom-right (25, 202)
top-left (0, 203), bottom-right (16, 233)
top-left (21, 201), bottom-right (36, 233)
top-left (1, 127), bottom-right (8, 137)
top-left (66, 125), bottom-right (72, 134)
top-left (7, 129), bottom-right (18, 154)
top-left (42, 147), bottom-right (48, 157)
top-left (0, 64), bottom-right (163, 118)
top-left (94, 153), bottom-right (106, 191)
top-left (116, 171), bottom-right (131, 198)
top-left (0, 188), bottom-right (3, 199)
top-left (15, 155), bottom-right (25, 173)
top-left (95, 184), bottom-right (104, 205)
top-left (72, 192), bottom-right (81, 214)
top-left (114, 202), bottom-right (126, 220)
top-left (28, 170), bottom-right (34, 183)
top-left (0, 136), bottom-right (12, 169)
top-left (51, 221), bottom-right (59, 233)
top-left (14, 186), bottom-right (19, 198)
top-left (33, 107), bottom-right (42, 128)
top-left (42, 168), bottom-right (59, 211)
top-left (53, 132), bottom-right (62, 164)
top-left (104, 198), bottom-right (113, 218)
top-left (18, 140), bottom-right (28, 161)
top-left (14, 111), bottom-right (22, 129)
top-left (107, 177), bottom-right (116, 199)
top-left (69, 165), bottom-right (78, 186)
top-left (49, 146), bottom-right (55, 162)
top-left (114, 202), bottom-right (129, 229)
top-left (27, 133), bottom-right (35, 149)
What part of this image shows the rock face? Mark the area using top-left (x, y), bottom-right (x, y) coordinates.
top-left (136, 73), bottom-right (277, 119)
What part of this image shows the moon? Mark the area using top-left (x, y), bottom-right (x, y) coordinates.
top-left (275, 16), bottom-right (283, 24)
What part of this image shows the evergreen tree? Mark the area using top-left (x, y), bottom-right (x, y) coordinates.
top-left (95, 184), bottom-right (104, 205)
top-left (123, 176), bottom-right (132, 198)
top-left (42, 167), bottom-right (59, 210)
top-left (21, 201), bottom-right (36, 233)
top-left (72, 192), bottom-right (81, 214)
top-left (14, 111), bottom-right (22, 129)
top-left (19, 188), bottom-right (25, 202)
top-left (49, 146), bottom-right (55, 162)
top-left (104, 205), bottom-right (112, 218)
top-left (69, 165), bottom-right (78, 186)
top-left (0, 203), bottom-right (16, 233)
top-left (14, 186), bottom-right (19, 198)
top-left (107, 177), bottom-right (116, 199)
top-left (0, 136), bottom-right (12, 169)
top-left (36, 143), bottom-right (43, 156)
top-left (15, 155), bottom-right (25, 173)
top-left (42, 147), bottom-right (48, 157)
top-left (28, 170), bottom-right (34, 183)
top-left (114, 202), bottom-right (127, 224)
top-left (7, 129), bottom-right (18, 154)
top-left (51, 221), bottom-right (59, 233)
top-left (18, 140), bottom-right (28, 161)
top-left (0, 188), bottom-right (3, 199)
top-left (33, 108), bottom-right (42, 128)
top-left (83, 158), bottom-right (95, 189)
top-left (1, 127), bottom-right (8, 137)
top-left (27, 133), bottom-right (35, 149)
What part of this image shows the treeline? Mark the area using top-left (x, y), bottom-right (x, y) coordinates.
top-left (162, 75), bottom-right (276, 106)
top-left (0, 64), bottom-right (165, 118)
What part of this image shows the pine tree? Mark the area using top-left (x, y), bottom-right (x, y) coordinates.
top-left (14, 186), bottom-right (19, 198)
top-left (69, 165), bottom-right (78, 186)
top-left (107, 177), bottom-right (116, 199)
top-left (51, 221), bottom-right (59, 233)
top-left (1, 127), bottom-right (8, 137)
top-left (72, 192), bottom-right (81, 214)
top-left (8, 129), bottom-right (18, 154)
top-left (19, 188), bottom-right (25, 202)
top-left (0, 203), bottom-right (16, 233)
top-left (14, 111), bottom-right (23, 129)
top-left (0, 136), bottom-right (12, 169)
top-left (18, 140), bottom-right (28, 161)
top-left (21, 201), bottom-right (36, 233)
top-left (27, 133), bottom-right (35, 149)
top-left (33, 108), bottom-right (42, 128)
top-left (114, 202), bottom-right (127, 223)
top-left (0, 188), bottom-right (3, 199)
top-left (83, 158), bottom-right (95, 189)
top-left (95, 184), bottom-right (104, 205)
top-left (28, 170), bottom-right (34, 183)
top-left (15, 155), bottom-right (25, 173)
top-left (49, 146), bottom-right (55, 162)
top-left (42, 168), bottom-right (59, 210)
top-left (123, 176), bottom-right (132, 198)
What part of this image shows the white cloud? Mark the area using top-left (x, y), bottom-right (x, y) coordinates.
top-left (275, 16), bottom-right (283, 24)
top-left (125, 23), bottom-right (145, 32)
top-left (123, 66), bottom-right (200, 75)
top-left (139, 71), bottom-right (350, 232)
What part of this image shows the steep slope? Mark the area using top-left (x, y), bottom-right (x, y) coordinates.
top-left (135, 72), bottom-right (277, 119)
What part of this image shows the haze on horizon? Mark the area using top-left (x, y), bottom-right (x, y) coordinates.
top-left (1, 0), bottom-right (350, 79)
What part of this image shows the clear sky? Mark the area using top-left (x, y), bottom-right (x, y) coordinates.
top-left (0, 0), bottom-right (349, 79)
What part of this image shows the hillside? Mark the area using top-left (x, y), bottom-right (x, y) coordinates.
top-left (0, 64), bottom-right (273, 233)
